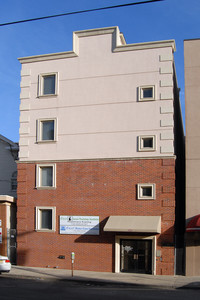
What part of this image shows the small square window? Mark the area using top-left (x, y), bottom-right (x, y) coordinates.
top-left (37, 119), bottom-right (57, 142)
top-left (39, 73), bottom-right (58, 97)
top-left (137, 184), bottom-right (155, 200)
top-left (139, 86), bottom-right (155, 101)
top-left (36, 206), bottom-right (56, 232)
top-left (138, 135), bottom-right (156, 152)
top-left (36, 164), bottom-right (56, 189)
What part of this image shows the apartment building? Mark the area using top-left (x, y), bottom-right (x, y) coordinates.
top-left (17, 27), bottom-right (184, 275)
top-left (185, 39), bottom-right (200, 276)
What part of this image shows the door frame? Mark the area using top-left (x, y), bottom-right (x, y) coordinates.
top-left (115, 235), bottom-right (156, 275)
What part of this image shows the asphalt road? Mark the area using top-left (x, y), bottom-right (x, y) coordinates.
top-left (0, 276), bottom-right (199, 300)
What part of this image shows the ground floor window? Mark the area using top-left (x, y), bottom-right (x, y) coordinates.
top-left (35, 206), bottom-right (56, 232)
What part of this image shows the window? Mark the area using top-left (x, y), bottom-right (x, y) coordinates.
top-left (139, 86), bottom-right (155, 101)
top-left (138, 135), bottom-right (156, 152)
top-left (36, 206), bottom-right (56, 232)
top-left (137, 184), bottom-right (155, 200)
top-left (37, 119), bottom-right (57, 142)
top-left (11, 171), bottom-right (17, 191)
top-left (39, 73), bottom-right (58, 96)
top-left (36, 164), bottom-right (56, 189)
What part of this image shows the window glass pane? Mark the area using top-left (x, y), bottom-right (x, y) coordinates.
top-left (11, 178), bottom-right (17, 191)
top-left (43, 75), bottom-right (55, 95)
top-left (42, 121), bottom-right (54, 140)
top-left (143, 88), bottom-right (153, 98)
top-left (143, 138), bottom-right (153, 148)
top-left (142, 187), bottom-right (152, 197)
top-left (41, 167), bottom-right (53, 186)
top-left (11, 171), bottom-right (17, 191)
top-left (41, 210), bottom-right (52, 229)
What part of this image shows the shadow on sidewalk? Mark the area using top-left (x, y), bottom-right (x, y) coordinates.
top-left (9, 266), bottom-right (158, 289)
top-left (177, 282), bottom-right (200, 290)
top-left (11, 266), bottom-right (64, 279)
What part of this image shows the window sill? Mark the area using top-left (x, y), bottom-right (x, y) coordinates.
top-left (36, 186), bottom-right (56, 190)
top-left (38, 94), bottom-right (58, 98)
top-left (137, 197), bottom-right (155, 200)
top-left (138, 98), bottom-right (155, 102)
top-left (138, 148), bottom-right (156, 152)
top-left (35, 229), bottom-right (56, 232)
top-left (36, 140), bottom-right (57, 144)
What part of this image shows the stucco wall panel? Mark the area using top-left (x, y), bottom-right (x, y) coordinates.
top-left (20, 89), bottom-right (30, 100)
top-left (18, 29), bottom-right (175, 161)
top-left (186, 187), bottom-right (200, 218)
top-left (20, 100), bottom-right (30, 111)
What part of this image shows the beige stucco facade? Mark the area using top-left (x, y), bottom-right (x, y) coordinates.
top-left (17, 27), bottom-right (185, 275)
top-left (19, 27), bottom-right (176, 162)
top-left (185, 39), bottom-right (200, 276)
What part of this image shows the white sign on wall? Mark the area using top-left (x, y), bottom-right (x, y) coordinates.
top-left (0, 220), bottom-right (1, 226)
top-left (0, 228), bottom-right (2, 244)
top-left (60, 216), bottom-right (99, 235)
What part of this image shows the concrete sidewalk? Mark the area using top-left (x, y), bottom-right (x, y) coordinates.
top-left (3, 265), bottom-right (200, 290)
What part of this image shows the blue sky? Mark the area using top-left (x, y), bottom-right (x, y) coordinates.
top-left (0, 0), bottom-right (199, 142)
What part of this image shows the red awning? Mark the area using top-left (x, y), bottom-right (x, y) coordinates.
top-left (186, 214), bottom-right (200, 232)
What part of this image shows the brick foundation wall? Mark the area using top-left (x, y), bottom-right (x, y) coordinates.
top-left (17, 158), bottom-right (175, 275)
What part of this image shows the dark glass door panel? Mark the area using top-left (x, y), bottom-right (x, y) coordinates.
top-left (120, 239), bottom-right (152, 274)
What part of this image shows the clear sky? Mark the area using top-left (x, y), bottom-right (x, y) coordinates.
top-left (0, 0), bottom-right (199, 142)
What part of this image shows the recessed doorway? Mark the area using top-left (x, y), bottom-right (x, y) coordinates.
top-left (120, 239), bottom-right (152, 274)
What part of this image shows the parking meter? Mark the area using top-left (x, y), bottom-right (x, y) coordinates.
top-left (71, 252), bottom-right (75, 277)
top-left (71, 252), bottom-right (75, 263)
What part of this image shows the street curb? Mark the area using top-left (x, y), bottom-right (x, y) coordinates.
top-left (3, 273), bottom-right (175, 290)
top-left (3, 272), bottom-right (199, 290)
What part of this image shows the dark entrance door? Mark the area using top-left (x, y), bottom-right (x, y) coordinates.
top-left (120, 239), bottom-right (152, 274)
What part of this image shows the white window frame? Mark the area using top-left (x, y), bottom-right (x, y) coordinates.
top-left (137, 183), bottom-right (156, 200)
top-left (37, 118), bottom-right (57, 143)
top-left (36, 164), bottom-right (56, 189)
top-left (35, 206), bottom-right (56, 232)
top-left (139, 85), bottom-right (155, 101)
top-left (138, 135), bottom-right (156, 152)
top-left (38, 72), bottom-right (58, 97)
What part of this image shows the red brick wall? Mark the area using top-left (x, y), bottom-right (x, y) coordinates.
top-left (17, 158), bottom-right (175, 275)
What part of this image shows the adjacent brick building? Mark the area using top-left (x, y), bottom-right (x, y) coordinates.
top-left (0, 134), bottom-right (18, 263)
top-left (17, 27), bottom-right (185, 275)
top-left (185, 39), bottom-right (200, 276)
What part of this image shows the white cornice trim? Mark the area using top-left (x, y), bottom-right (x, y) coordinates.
top-left (18, 51), bottom-right (77, 63)
top-left (18, 26), bottom-right (176, 64)
top-left (114, 40), bottom-right (176, 53)
top-left (17, 156), bottom-right (176, 164)
top-left (74, 26), bottom-right (118, 38)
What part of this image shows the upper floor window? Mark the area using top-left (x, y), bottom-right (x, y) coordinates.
top-left (138, 135), bottom-right (156, 152)
top-left (37, 118), bottom-right (57, 142)
top-left (139, 85), bottom-right (155, 101)
top-left (11, 171), bottom-right (17, 191)
top-left (38, 73), bottom-right (58, 97)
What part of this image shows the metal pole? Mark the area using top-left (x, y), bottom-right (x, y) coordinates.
top-left (71, 260), bottom-right (74, 277)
